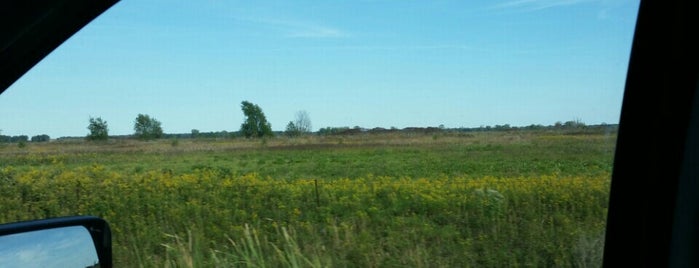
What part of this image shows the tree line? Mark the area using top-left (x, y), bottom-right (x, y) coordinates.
top-left (86, 114), bottom-right (164, 141)
top-left (83, 101), bottom-right (306, 141)
top-left (3, 101), bottom-right (611, 143)
top-left (0, 133), bottom-right (49, 143)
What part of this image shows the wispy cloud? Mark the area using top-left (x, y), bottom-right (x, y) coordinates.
top-left (233, 17), bottom-right (349, 38)
top-left (490, 0), bottom-right (598, 12)
top-left (309, 44), bottom-right (480, 51)
top-left (251, 44), bottom-right (491, 53)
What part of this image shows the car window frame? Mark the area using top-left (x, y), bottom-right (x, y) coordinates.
top-left (603, 0), bottom-right (699, 266)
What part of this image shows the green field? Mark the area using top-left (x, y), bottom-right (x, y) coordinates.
top-left (0, 130), bottom-right (616, 267)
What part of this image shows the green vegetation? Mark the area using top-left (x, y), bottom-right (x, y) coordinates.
top-left (286, 110), bottom-right (312, 137)
top-left (134, 114), bottom-right (164, 140)
top-left (0, 130), bottom-right (616, 267)
top-left (240, 101), bottom-right (273, 138)
top-left (87, 117), bottom-right (109, 141)
top-left (30, 134), bottom-right (50, 142)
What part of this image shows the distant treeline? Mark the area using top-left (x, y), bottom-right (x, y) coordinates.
top-left (5, 121), bottom-right (618, 142)
top-left (0, 134), bottom-right (49, 143)
top-left (316, 122), bottom-right (617, 136)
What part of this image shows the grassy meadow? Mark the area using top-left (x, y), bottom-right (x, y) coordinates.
top-left (0, 130), bottom-right (616, 267)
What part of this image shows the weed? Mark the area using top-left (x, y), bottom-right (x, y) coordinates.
top-left (0, 131), bottom-right (615, 266)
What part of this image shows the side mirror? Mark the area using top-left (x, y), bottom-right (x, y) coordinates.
top-left (0, 216), bottom-right (111, 268)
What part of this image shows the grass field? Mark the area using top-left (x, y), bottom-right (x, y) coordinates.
top-left (0, 130), bottom-right (616, 267)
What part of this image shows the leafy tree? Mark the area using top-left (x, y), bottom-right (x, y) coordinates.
top-left (240, 101), bottom-right (273, 138)
top-left (0, 135), bottom-right (28, 143)
top-left (30, 134), bottom-right (50, 142)
top-left (87, 117), bottom-right (109, 141)
top-left (285, 121), bottom-right (300, 137)
top-left (191, 129), bottom-right (200, 138)
top-left (6, 135), bottom-right (28, 143)
top-left (134, 114), bottom-right (163, 140)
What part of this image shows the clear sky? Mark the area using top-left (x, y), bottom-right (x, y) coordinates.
top-left (0, 0), bottom-right (640, 138)
top-left (0, 226), bottom-right (99, 267)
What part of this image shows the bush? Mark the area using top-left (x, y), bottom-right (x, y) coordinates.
top-left (31, 134), bottom-right (50, 142)
top-left (134, 114), bottom-right (164, 140)
top-left (87, 117), bottom-right (109, 141)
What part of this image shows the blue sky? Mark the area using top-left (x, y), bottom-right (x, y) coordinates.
top-left (0, 226), bottom-right (98, 267)
top-left (0, 0), bottom-right (639, 137)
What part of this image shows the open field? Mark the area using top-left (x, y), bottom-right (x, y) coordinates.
top-left (0, 130), bottom-right (616, 267)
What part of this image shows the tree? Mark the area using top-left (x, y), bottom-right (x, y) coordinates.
top-left (239, 101), bottom-right (273, 138)
top-left (31, 134), bottom-right (50, 142)
top-left (285, 121), bottom-right (300, 137)
top-left (294, 110), bottom-right (312, 134)
top-left (15, 135), bottom-right (28, 142)
top-left (134, 114), bottom-right (163, 140)
top-left (285, 110), bottom-right (311, 137)
top-left (87, 117), bottom-right (109, 141)
top-left (564, 119), bottom-right (586, 129)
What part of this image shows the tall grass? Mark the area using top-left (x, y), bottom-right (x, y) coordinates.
top-left (0, 166), bottom-right (609, 266)
top-left (0, 132), bottom-right (615, 266)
